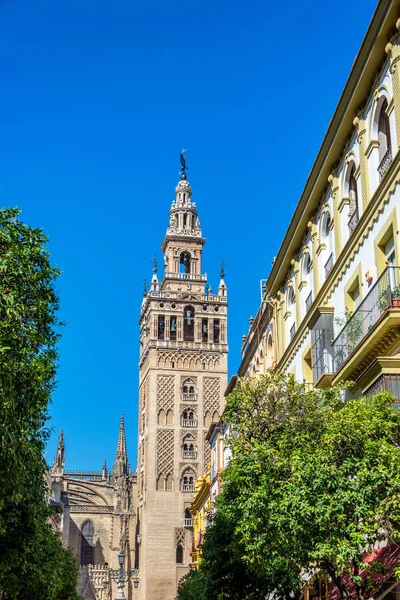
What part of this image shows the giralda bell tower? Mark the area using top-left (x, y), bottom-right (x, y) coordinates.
top-left (136, 160), bottom-right (228, 600)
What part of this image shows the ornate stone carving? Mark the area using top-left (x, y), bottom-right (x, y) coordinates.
top-left (70, 505), bottom-right (113, 513)
top-left (156, 429), bottom-right (174, 477)
top-left (157, 375), bottom-right (175, 412)
top-left (203, 377), bottom-right (221, 415)
top-left (175, 527), bottom-right (185, 547)
top-left (203, 431), bottom-right (211, 469)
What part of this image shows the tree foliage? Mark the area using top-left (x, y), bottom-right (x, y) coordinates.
top-left (0, 208), bottom-right (80, 599)
top-left (178, 372), bottom-right (400, 600)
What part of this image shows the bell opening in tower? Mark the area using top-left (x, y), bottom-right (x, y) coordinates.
top-left (180, 251), bottom-right (191, 274)
top-left (184, 305), bottom-right (195, 341)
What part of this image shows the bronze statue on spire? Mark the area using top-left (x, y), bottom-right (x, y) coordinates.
top-left (180, 149), bottom-right (187, 179)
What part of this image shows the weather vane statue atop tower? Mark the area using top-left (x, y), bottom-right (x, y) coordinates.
top-left (180, 149), bottom-right (187, 180)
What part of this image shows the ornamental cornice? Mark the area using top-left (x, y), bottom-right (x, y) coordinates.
top-left (338, 196), bottom-right (350, 213)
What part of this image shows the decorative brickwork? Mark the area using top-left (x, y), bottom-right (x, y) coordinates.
top-left (157, 375), bottom-right (175, 412)
top-left (175, 527), bottom-right (185, 547)
top-left (203, 377), bottom-right (221, 415)
top-left (203, 431), bottom-right (211, 468)
top-left (156, 429), bottom-right (174, 477)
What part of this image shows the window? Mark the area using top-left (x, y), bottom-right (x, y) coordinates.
top-left (158, 316), bottom-right (165, 340)
top-left (311, 313), bottom-right (334, 383)
top-left (180, 252), bottom-right (191, 274)
top-left (165, 474), bottom-right (173, 491)
top-left (181, 468), bottom-right (195, 492)
top-left (166, 409), bottom-right (173, 425)
top-left (202, 318), bottom-right (208, 342)
top-left (80, 520), bottom-right (94, 566)
top-left (183, 305), bottom-right (195, 341)
top-left (182, 379), bottom-right (196, 400)
top-left (348, 165), bottom-right (360, 234)
top-left (378, 99), bottom-right (392, 162)
top-left (214, 319), bottom-right (220, 343)
top-left (176, 545), bottom-right (184, 563)
top-left (170, 317), bottom-right (177, 341)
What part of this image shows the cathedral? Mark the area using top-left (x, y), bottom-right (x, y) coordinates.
top-left (52, 163), bottom-right (228, 600)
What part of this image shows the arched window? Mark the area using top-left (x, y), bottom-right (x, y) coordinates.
top-left (378, 98), bottom-right (392, 163)
top-left (166, 409), bottom-right (173, 425)
top-left (170, 316), bottom-right (177, 341)
top-left (183, 305), bottom-right (195, 341)
top-left (321, 211), bottom-right (333, 277)
top-left (180, 252), bottom-right (191, 274)
top-left (181, 468), bottom-right (195, 491)
top-left (204, 411), bottom-right (212, 427)
top-left (165, 474), bottom-right (173, 491)
top-left (158, 409), bottom-right (166, 425)
top-left (302, 253), bottom-right (313, 312)
top-left (347, 164), bottom-right (360, 234)
top-left (182, 378), bottom-right (196, 400)
top-left (287, 286), bottom-right (296, 342)
top-left (158, 315), bottom-right (165, 340)
top-left (80, 520), bottom-right (94, 566)
top-left (176, 545), bottom-right (184, 564)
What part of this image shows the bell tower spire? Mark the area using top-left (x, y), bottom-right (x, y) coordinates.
top-left (161, 155), bottom-right (206, 293)
top-left (113, 414), bottom-right (128, 477)
top-left (52, 430), bottom-right (65, 478)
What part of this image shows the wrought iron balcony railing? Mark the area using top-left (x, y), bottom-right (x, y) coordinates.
top-left (324, 252), bottom-right (333, 278)
top-left (181, 419), bottom-right (198, 428)
top-left (378, 146), bottom-right (392, 181)
top-left (311, 331), bottom-right (334, 382)
top-left (348, 208), bottom-right (359, 236)
top-left (332, 266), bottom-right (400, 373)
top-left (305, 290), bottom-right (313, 312)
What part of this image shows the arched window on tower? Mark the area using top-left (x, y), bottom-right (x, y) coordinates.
top-left (170, 316), bottom-right (177, 341)
top-left (176, 544), bottom-right (184, 564)
top-left (180, 252), bottom-right (191, 274)
top-left (378, 98), bottom-right (392, 179)
top-left (80, 520), bottom-right (95, 566)
top-left (182, 378), bottom-right (196, 401)
top-left (181, 468), bottom-right (195, 492)
top-left (158, 315), bottom-right (165, 340)
top-left (183, 305), bottom-right (195, 341)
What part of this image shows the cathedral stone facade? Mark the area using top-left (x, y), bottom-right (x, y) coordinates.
top-left (52, 418), bottom-right (137, 600)
top-left (136, 170), bottom-right (228, 599)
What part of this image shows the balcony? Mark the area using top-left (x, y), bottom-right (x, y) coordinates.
top-left (324, 252), bottom-right (333, 278)
top-left (305, 291), bottom-right (313, 312)
top-left (181, 419), bottom-right (198, 428)
top-left (164, 271), bottom-right (207, 282)
top-left (182, 450), bottom-right (197, 459)
top-left (290, 323), bottom-right (296, 341)
top-left (181, 484), bottom-right (194, 492)
top-left (311, 330), bottom-right (334, 386)
top-left (181, 393), bottom-right (197, 402)
top-left (364, 374), bottom-right (400, 409)
top-left (332, 266), bottom-right (400, 378)
top-left (348, 208), bottom-right (359, 236)
top-left (378, 146), bottom-right (392, 181)
top-left (184, 518), bottom-right (193, 528)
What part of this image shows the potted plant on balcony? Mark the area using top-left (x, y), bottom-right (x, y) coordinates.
top-left (391, 284), bottom-right (400, 308)
top-left (335, 309), bottom-right (363, 357)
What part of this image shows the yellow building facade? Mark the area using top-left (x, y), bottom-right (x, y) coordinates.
top-left (240, 0), bottom-right (400, 403)
top-left (190, 471), bottom-right (211, 569)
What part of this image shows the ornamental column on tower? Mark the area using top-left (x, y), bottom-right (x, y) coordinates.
top-left (136, 164), bottom-right (228, 600)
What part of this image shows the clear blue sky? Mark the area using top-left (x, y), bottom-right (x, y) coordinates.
top-left (1, 0), bottom-right (378, 471)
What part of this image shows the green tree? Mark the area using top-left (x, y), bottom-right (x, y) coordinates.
top-left (181, 372), bottom-right (400, 600)
top-left (0, 208), bottom-right (80, 599)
